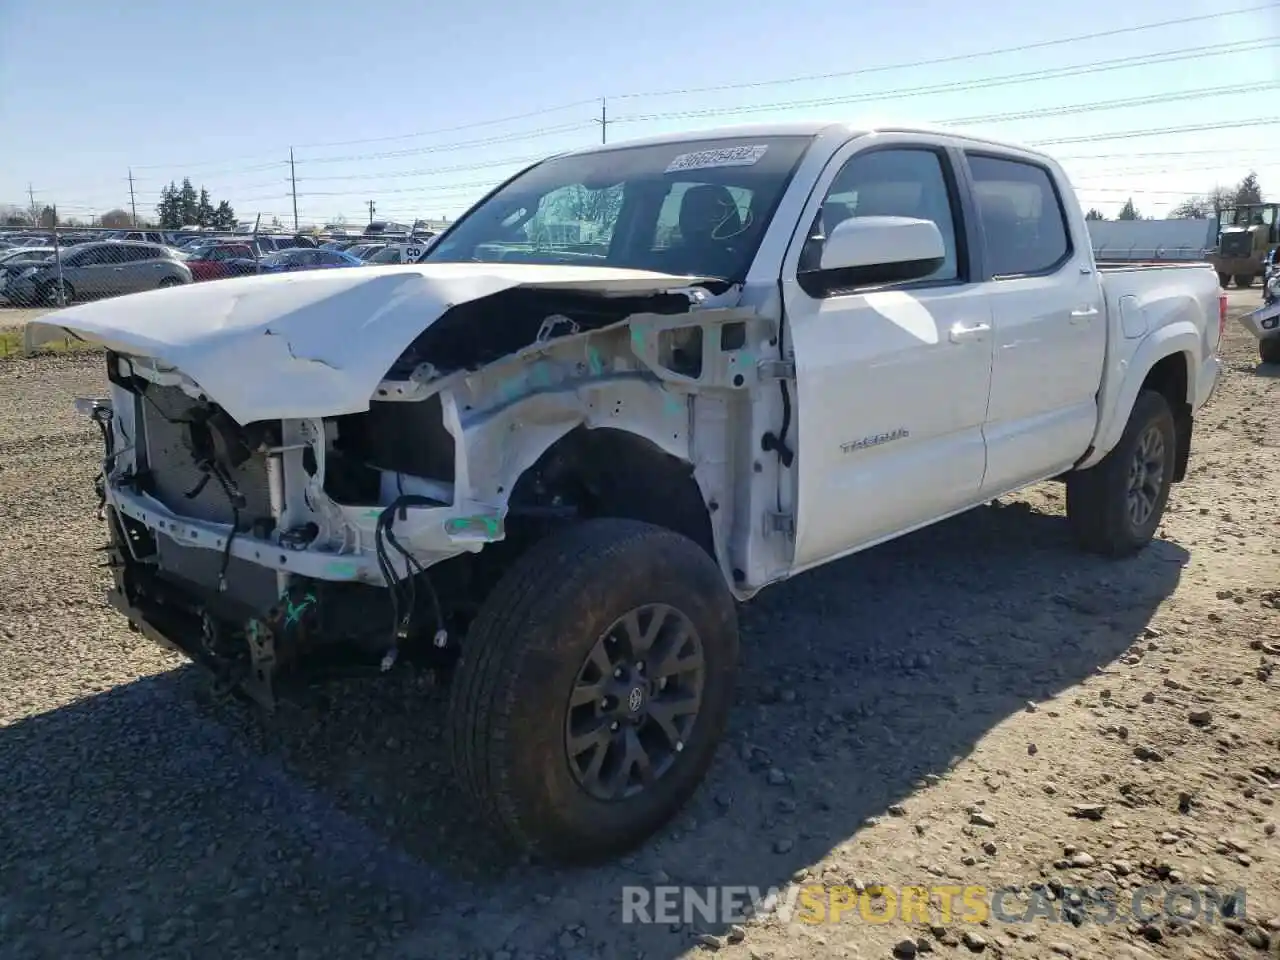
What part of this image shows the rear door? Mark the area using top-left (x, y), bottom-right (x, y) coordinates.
top-left (111, 244), bottom-right (158, 293)
top-left (963, 152), bottom-right (1106, 494)
top-left (781, 136), bottom-right (996, 570)
top-left (65, 245), bottom-right (111, 296)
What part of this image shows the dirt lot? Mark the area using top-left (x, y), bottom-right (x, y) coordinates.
top-left (0, 307), bottom-right (47, 329)
top-left (0, 292), bottom-right (1276, 960)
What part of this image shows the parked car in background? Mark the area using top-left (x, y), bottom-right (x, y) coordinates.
top-left (346, 242), bottom-right (389, 261)
top-left (0, 245), bottom-right (55, 264)
top-left (251, 247), bottom-right (364, 273)
top-left (362, 220), bottom-right (411, 237)
top-left (2, 240), bottom-right (191, 305)
top-left (106, 230), bottom-right (176, 246)
top-left (185, 242), bottom-right (259, 282)
top-left (0, 248), bottom-right (58, 302)
top-left (362, 240), bottom-right (431, 265)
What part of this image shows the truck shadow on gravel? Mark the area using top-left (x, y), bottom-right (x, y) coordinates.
top-left (0, 498), bottom-right (1188, 959)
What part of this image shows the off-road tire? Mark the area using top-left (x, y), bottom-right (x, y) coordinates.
top-left (1066, 389), bottom-right (1176, 557)
top-left (1236, 274), bottom-right (1255, 289)
top-left (1217, 272), bottom-right (1231, 288)
top-left (446, 518), bottom-right (738, 864)
top-left (1261, 338), bottom-right (1280, 365)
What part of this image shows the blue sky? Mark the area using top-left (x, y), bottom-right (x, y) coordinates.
top-left (1, 0), bottom-right (1276, 225)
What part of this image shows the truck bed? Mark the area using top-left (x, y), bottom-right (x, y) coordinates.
top-left (1095, 260), bottom-right (1214, 271)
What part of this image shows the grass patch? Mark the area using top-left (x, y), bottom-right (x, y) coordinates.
top-left (0, 327), bottom-right (103, 358)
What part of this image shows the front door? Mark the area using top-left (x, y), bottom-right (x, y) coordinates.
top-left (780, 137), bottom-right (996, 571)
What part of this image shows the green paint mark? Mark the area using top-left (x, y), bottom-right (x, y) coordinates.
top-left (283, 592), bottom-right (316, 627)
top-left (446, 514), bottom-right (503, 539)
top-left (529, 363), bottom-right (553, 389)
top-left (326, 561), bottom-right (359, 579)
top-left (630, 326), bottom-right (646, 353)
top-left (586, 346), bottom-right (604, 376)
top-left (663, 391), bottom-right (685, 417)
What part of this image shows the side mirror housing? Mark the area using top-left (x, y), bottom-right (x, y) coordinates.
top-left (801, 215), bottom-right (946, 295)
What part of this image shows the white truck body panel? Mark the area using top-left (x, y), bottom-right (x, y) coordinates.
top-left (35, 121), bottom-right (1224, 602)
top-left (27, 263), bottom-right (712, 424)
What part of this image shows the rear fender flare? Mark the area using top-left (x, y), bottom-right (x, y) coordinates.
top-left (1080, 323), bottom-right (1199, 470)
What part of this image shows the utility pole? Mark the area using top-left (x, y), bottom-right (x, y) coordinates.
top-left (596, 98), bottom-right (608, 144)
top-left (128, 169), bottom-right (138, 227)
top-left (367, 200), bottom-right (376, 224)
top-left (51, 204), bottom-right (65, 306)
top-left (27, 183), bottom-right (37, 225)
top-left (289, 148), bottom-right (299, 232)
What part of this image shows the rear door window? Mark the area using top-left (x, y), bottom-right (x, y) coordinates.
top-left (966, 154), bottom-right (1072, 278)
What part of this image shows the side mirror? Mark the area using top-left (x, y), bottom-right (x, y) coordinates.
top-left (803, 215), bottom-right (946, 293)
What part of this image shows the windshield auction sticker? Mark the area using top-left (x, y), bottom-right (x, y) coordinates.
top-left (664, 145), bottom-right (769, 173)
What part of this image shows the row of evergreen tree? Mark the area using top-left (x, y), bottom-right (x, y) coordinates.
top-left (155, 178), bottom-right (237, 229)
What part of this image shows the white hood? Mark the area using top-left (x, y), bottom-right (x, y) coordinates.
top-left (26, 262), bottom-right (705, 423)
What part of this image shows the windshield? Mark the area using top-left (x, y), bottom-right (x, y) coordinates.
top-left (421, 136), bottom-right (813, 279)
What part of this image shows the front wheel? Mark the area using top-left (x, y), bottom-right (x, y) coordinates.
top-left (446, 518), bottom-right (738, 864)
top-left (158, 276), bottom-right (182, 288)
top-left (1261, 338), bottom-right (1280, 365)
top-left (1236, 274), bottom-right (1255, 289)
top-left (1066, 390), bottom-right (1176, 557)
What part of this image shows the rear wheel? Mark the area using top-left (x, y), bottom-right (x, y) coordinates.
top-left (447, 518), bottom-right (738, 864)
top-left (1261, 339), bottom-right (1280, 365)
top-left (1235, 274), bottom-right (1255, 289)
top-left (158, 276), bottom-right (182, 288)
top-left (1066, 390), bottom-right (1176, 557)
top-left (1218, 272), bottom-right (1231, 288)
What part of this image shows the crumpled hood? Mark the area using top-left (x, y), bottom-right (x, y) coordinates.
top-left (26, 262), bottom-right (706, 423)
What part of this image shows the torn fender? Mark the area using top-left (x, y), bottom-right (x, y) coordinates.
top-left (23, 262), bottom-right (713, 424)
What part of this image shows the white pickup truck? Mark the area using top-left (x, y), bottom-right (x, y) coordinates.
top-left (30, 121), bottom-right (1224, 865)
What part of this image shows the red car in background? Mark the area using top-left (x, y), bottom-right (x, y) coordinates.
top-left (185, 242), bottom-right (259, 282)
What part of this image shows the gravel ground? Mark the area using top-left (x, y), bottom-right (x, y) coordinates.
top-left (0, 290), bottom-right (1276, 960)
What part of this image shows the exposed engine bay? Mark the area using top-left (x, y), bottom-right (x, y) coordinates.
top-left (80, 274), bottom-right (794, 707)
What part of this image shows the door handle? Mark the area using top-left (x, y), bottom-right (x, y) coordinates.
top-left (948, 321), bottom-right (991, 343)
top-left (1070, 306), bottom-right (1100, 324)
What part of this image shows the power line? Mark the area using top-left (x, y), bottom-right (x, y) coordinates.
top-left (1056, 146), bottom-right (1280, 162)
top-left (941, 82), bottom-right (1280, 126)
top-left (292, 153), bottom-right (547, 184)
top-left (290, 99), bottom-right (598, 151)
top-left (609, 3), bottom-right (1278, 99)
top-left (1033, 120), bottom-right (1280, 145)
top-left (41, 5), bottom-right (1279, 185)
top-left (610, 38), bottom-right (1278, 124)
top-left (295, 122), bottom-right (596, 165)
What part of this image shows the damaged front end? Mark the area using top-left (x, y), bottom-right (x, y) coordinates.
top-left (67, 265), bottom-right (781, 709)
top-left (86, 355), bottom-right (494, 707)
